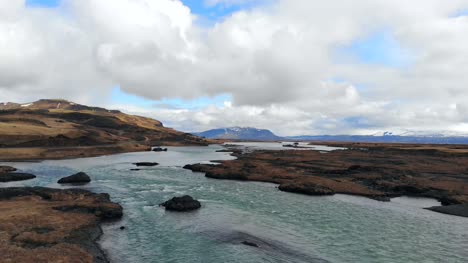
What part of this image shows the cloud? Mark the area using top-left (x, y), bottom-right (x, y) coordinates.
top-left (1, 0), bottom-right (468, 135)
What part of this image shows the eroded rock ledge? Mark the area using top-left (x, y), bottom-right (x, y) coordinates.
top-left (0, 187), bottom-right (123, 263)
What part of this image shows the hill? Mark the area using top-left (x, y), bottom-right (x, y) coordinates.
top-left (194, 127), bottom-right (282, 141)
top-left (0, 99), bottom-right (206, 160)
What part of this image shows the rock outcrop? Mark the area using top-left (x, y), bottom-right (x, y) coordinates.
top-left (152, 147), bottom-right (168, 152)
top-left (57, 172), bottom-right (91, 184)
top-left (0, 172), bottom-right (36, 182)
top-left (133, 162), bottom-right (159, 167)
top-left (278, 183), bottom-right (335, 196)
top-left (426, 204), bottom-right (468, 218)
top-left (160, 195), bottom-right (201, 212)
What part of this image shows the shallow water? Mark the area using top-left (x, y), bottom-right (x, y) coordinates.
top-left (224, 141), bottom-right (346, 152)
top-left (1, 145), bottom-right (467, 263)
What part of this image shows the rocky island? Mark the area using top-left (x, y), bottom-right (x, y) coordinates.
top-left (184, 142), bottom-right (468, 217)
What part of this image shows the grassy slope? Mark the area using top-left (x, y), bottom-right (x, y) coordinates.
top-left (0, 99), bottom-right (206, 160)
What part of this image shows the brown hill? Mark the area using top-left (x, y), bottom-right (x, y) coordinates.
top-left (0, 99), bottom-right (206, 160)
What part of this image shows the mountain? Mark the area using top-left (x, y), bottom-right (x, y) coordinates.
top-left (195, 125), bottom-right (468, 144)
top-left (194, 127), bottom-right (282, 141)
top-left (0, 99), bottom-right (206, 156)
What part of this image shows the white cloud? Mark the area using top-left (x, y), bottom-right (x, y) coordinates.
top-left (1, 0), bottom-right (468, 135)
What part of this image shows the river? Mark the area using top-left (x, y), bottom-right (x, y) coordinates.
top-left (1, 145), bottom-right (467, 263)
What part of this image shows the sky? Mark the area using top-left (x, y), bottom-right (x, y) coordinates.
top-left (1, 0), bottom-right (468, 136)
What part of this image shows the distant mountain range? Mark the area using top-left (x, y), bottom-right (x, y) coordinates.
top-left (194, 127), bottom-right (282, 141)
top-left (194, 127), bottom-right (468, 144)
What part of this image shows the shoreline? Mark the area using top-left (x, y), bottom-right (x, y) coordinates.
top-left (0, 187), bottom-right (123, 262)
top-left (0, 141), bottom-right (211, 162)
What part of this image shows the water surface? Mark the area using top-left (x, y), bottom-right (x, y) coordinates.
top-left (1, 145), bottom-right (467, 263)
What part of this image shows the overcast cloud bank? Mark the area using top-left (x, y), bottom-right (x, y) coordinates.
top-left (1, 0), bottom-right (468, 135)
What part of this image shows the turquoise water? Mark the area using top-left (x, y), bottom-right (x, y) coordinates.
top-left (1, 145), bottom-right (467, 263)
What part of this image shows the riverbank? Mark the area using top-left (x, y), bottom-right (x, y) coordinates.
top-left (184, 142), bottom-right (468, 217)
top-left (0, 140), bottom-right (214, 162)
top-left (0, 187), bottom-right (123, 262)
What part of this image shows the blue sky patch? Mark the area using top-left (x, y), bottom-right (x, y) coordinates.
top-left (182, 0), bottom-right (270, 24)
top-left (336, 30), bottom-right (413, 68)
top-left (182, 0), bottom-right (243, 20)
top-left (26, 0), bottom-right (60, 8)
top-left (452, 9), bottom-right (468, 17)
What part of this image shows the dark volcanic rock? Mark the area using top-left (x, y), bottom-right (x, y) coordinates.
top-left (278, 183), bottom-right (335, 196)
top-left (152, 147), bottom-right (168, 152)
top-left (437, 196), bottom-right (462, 206)
top-left (183, 164), bottom-right (207, 172)
top-left (0, 173), bottom-right (36, 182)
top-left (57, 172), bottom-right (91, 184)
top-left (133, 162), bottom-right (159, 167)
top-left (426, 204), bottom-right (468, 218)
top-left (0, 166), bottom-right (17, 173)
top-left (241, 241), bottom-right (259, 247)
top-left (369, 195), bottom-right (391, 202)
top-left (160, 195), bottom-right (201, 212)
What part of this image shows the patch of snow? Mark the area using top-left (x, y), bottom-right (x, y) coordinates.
top-left (20, 103), bottom-right (32, 107)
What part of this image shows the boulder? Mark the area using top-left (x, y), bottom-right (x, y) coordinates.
top-left (133, 162), bottom-right (159, 167)
top-left (160, 195), bottom-right (201, 212)
top-left (0, 173), bottom-right (36, 183)
top-left (278, 182), bottom-right (335, 196)
top-left (241, 241), bottom-right (259, 247)
top-left (57, 172), bottom-right (91, 184)
top-left (152, 147), bottom-right (168, 152)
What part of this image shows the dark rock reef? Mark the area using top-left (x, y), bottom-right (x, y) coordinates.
top-left (57, 172), bottom-right (91, 184)
top-left (152, 147), bottom-right (168, 152)
top-left (133, 162), bottom-right (159, 167)
top-left (160, 195), bottom-right (201, 212)
top-left (0, 187), bottom-right (123, 263)
top-left (241, 241), bottom-right (260, 247)
top-left (0, 172), bottom-right (36, 182)
top-left (278, 183), bottom-right (335, 196)
top-left (426, 204), bottom-right (468, 218)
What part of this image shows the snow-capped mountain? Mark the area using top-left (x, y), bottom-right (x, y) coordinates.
top-left (194, 127), bottom-right (282, 141)
top-left (373, 130), bottom-right (468, 138)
